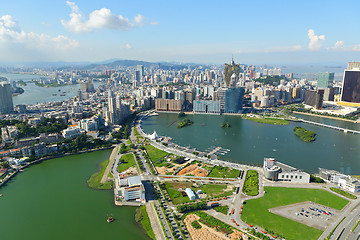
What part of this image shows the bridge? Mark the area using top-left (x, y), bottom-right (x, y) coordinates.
top-left (299, 119), bottom-right (360, 134)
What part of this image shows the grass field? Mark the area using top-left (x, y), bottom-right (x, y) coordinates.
top-left (145, 144), bottom-right (169, 162)
top-left (87, 159), bottom-right (113, 190)
top-left (213, 205), bottom-right (229, 215)
top-left (207, 165), bottom-right (240, 178)
top-left (118, 153), bottom-right (136, 173)
top-left (243, 116), bottom-right (290, 125)
top-left (330, 187), bottom-right (357, 199)
top-left (241, 187), bottom-right (349, 240)
top-left (242, 170), bottom-right (259, 196)
top-left (135, 205), bottom-right (156, 240)
top-left (163, 182), bottom-right (232, 205)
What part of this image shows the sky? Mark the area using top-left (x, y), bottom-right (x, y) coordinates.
top-left (0, 0), bottom-right (360, 65)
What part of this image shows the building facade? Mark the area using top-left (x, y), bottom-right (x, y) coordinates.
top-left (0, 82), bottom-right (14, 114)
top-left (193, 100), bottom-right (221, 114)
top-left (304, 90), bottom-right (324, 109)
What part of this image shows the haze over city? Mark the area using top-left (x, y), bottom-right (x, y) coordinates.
top-left (1, 0), bottom-right (360, 64)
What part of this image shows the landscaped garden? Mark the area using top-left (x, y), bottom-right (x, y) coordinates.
top-left (207, 165), bottom-right (240, 178)
top-left (242, 170), bottom-right (259, 196)
top-left (118, 153), bottom-right (136, 173)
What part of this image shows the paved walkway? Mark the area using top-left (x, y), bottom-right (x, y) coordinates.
top-left (100, 145), bottom-right (119, 183)
top-left (146, 202), bottom-right (166, 240)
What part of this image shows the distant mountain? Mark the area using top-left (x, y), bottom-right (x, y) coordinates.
top-left (73, 59), bottom-right (202, 71)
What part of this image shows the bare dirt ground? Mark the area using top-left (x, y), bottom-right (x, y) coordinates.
top-left (156, 166), bottom-right (175, 175)
top-left (184, 214), bottom-right (248, 240)
top-left (120, 166), bottom-right (138, 176)
top-left (177, 164), bottom-right (209, 177)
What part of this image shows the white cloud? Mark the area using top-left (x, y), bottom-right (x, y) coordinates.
top-left (307, 29), bottom-right (325, 50)
top-left (0, 14), bottom-right (78, 61)
top-left (332, 40), bottom-right (344, 49)
top-left (62, 1), bottom-right (145, 33)
top-left (120, 43), bottom-right (132, 49)
top-left (150, 21), bottom-right (159, 25)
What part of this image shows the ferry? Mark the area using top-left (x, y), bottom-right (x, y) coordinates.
top-left (107, 216), bottom-right (114, 223)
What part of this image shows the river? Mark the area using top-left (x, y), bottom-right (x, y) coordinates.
top-left (0, 150), bottom-right (149, 240)
top-left (0, 73), bottom-right (102, 105)
top-left (141, 113), bottom-right (360, 175)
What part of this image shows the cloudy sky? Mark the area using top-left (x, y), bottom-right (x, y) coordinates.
top-left (0, 0), bottom-right (359, 64)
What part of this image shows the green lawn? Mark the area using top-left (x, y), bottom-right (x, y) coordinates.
top-left (118, 153), bottom-right (136, 173)
top-left (213, 205), bottom-right (229, 215)
top-left (243, 116), bottom-right (289, 125)
top-left (241, 187), bottom-right (349, 240)
top-left (330, 187), bottom-right (357, 199)
top-left (144, 144), bottom-right (169, 162)
top-left (207, 165), bottom-right (240, 178)
top-left (242, 170), bottom-right (259, 196)
top-left (163, 182), bottom-right (232, 205)
top-left (87, 159), bottom-right (113, 190)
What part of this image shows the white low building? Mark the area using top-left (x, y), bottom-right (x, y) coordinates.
top-left (62, 127), bottom-right (82, 139)
top-left (117, 175), bottom-right (145, 202)
top-left (263, 158), bottom-right (310, 183)
top-left (338, 177), bottom-right (360, 193)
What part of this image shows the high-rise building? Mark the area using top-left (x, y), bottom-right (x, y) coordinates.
top-left (224, 58), bottom-right (240, 87)
top-left (137, 65), bottom-right (144, 77)
top-left (107, 90), bottom-right (117, 124)
top-left (224, 87), bottom-right (245, 113)
top-left (304, 90), bottom-right (324, 109)
top-left (317, 72), bottom-right (334, 89)
top-left (341, 65), bottom-right (360, 103)
top-left (0, 82), bottom-right (14, 114)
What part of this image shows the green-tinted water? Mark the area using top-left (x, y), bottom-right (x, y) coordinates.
top-left (142, 113), bottom-right (360, 175)
top-left (0, 150), bottom-right (149, 240)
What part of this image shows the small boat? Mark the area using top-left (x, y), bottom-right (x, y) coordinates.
top-left (107, 216), bottom-right (114, 223)
top-left (273, 149), bottom-right (277, 152)
top-left (201, 123), bottom-right (205, 126)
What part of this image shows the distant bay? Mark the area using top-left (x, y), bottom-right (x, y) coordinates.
top-left (0, 73), bottom-right (101, 105)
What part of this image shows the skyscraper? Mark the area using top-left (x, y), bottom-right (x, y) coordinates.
top-left (224, 58), bottom-right (240, 87)
top-left (0, 82), bottom-right (14, 114)
top-left (317, 72), bottom-right (334, 89)
top-left (341, 63), bottom-right (360, 103)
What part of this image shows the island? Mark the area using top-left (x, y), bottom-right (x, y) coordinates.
top-left (293, 126), bottom-right (316, 142)
top-left (177, 118), bottom-right (194, 128)
top-left (221, 122), bottom-right (231, 128)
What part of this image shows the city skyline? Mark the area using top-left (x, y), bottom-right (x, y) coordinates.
top-left (1, 0), bottom-right (360, 64)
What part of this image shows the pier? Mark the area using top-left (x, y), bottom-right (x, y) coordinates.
top-left (299, 119), bottom-right (360, 134)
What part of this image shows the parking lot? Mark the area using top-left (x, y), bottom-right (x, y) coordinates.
top-left (269, 201), bottom-right (340, 230)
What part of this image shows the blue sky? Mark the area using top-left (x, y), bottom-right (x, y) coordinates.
top-left (0, 0), bottom-right (359, 64)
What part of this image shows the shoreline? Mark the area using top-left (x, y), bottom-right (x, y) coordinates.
top-left (293, 111), bottom-right (358, 123)
top-left (0, 146), bottom-right (114, 189)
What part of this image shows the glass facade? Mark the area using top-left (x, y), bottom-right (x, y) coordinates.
top-left (341, 70), bottom-right (360, 103)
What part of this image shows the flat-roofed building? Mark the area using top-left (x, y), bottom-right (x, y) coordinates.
top-left (116, 175), bottom-right (145, 203)
top-left (263, 158), bottom-right (310, 183)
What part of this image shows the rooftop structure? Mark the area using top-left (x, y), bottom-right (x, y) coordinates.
top-left (263, 158), bottom-right (310, 183)
top-left (185, 188), bottom-right (196, 200)
top-left (116, 175), bottom-right (145, 203)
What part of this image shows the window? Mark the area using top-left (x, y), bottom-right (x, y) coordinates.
top-left (299, 176), bottom-right (302, 179)
top-left (282, 175), bottom-right (284, 178)
top-left (286, 175), bottom-right (288, 178)
top-left (295, 175), bottom-right (298, 179)
top-left (291, 175), bottom-right (293, 179)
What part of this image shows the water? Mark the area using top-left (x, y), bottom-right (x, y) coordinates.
top-left (0, 150), bottom-right (149, 240)
top-left (0, 73), bottom-right (101, 105)
top-left (141, 113), bottom-right (360, 175)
